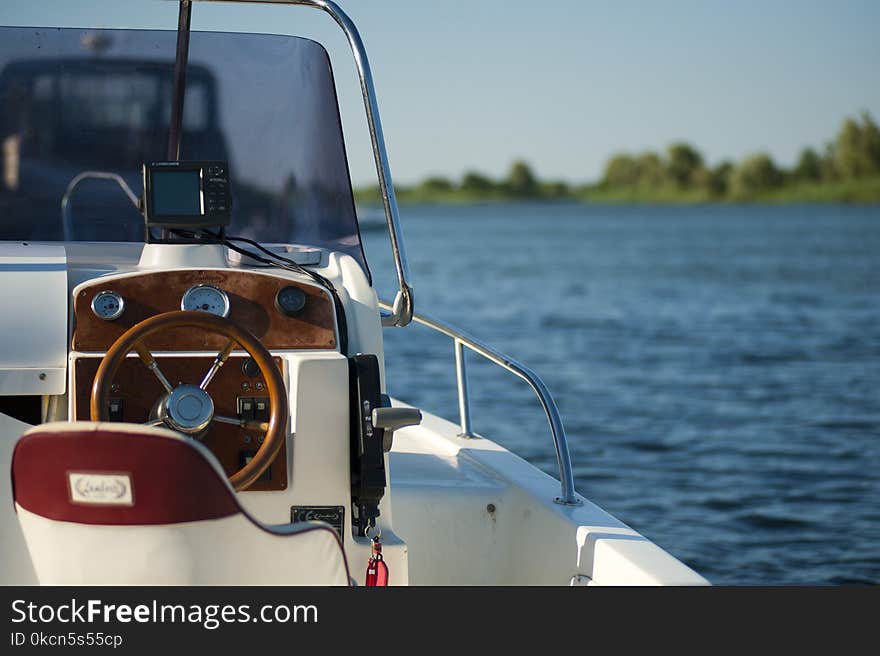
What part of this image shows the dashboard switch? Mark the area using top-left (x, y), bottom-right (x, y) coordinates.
top-left (108, 398), bottom-right (124, 422)
top-left (238, 396), bottom-right (269, 421)
top-left (239, 450), bottom-right (272, 482)
top-left (237, 397), bottom-right (255, 420)
top-left (253, 398), bottom-right (270, 421)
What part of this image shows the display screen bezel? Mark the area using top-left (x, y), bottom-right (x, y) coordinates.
top-left (143, 161), bottom-right (230, 228)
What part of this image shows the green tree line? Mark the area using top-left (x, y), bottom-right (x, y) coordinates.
top-left (354, 112), bottom-right (880, 204)
top-left (597, 111), bottom-right (880, 201)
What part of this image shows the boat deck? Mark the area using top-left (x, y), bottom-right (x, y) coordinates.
top-left (389, 406), bottom-right (708, 585)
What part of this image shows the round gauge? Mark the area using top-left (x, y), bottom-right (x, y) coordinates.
top-left (275, 285), bottom-right (306, 316)
top-left (90, 290), bottom-right (124, 321)
top-left (181, 284), bottom-right (230, 318)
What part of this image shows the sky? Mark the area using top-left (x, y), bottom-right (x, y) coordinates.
top-left (2, 0), bottom-right (879, 186)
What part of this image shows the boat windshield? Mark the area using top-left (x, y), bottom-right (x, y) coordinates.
top-left (0, 26), bottom-right (368, 275)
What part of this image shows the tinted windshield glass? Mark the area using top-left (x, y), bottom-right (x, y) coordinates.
top-left (0, 27), bottom-right (368, 275)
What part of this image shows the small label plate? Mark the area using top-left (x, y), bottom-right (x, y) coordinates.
top-left (290, 505), bottom-right (345, 539)
top-left (68, 472), bottom-right (134, 506)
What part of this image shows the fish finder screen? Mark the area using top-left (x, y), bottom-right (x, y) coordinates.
top-left (151, 170), bottom-right (202, 216)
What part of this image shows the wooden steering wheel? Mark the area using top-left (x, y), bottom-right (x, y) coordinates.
top-left (90, 310), bottom-right (288, 491)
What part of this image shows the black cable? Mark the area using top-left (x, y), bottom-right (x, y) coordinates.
top-left (169, 228), bottom-right (350, 355)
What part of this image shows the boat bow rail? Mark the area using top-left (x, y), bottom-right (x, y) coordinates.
top-left (379, 300), bottom-right (582, 507)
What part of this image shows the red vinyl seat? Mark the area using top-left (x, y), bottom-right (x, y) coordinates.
top-left (11, 422), bottom-right (350, 585)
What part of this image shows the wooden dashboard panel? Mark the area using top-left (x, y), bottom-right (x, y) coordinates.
top-left (74, 356), bottom-right (288, 492)
top-left (73, 269), bottom-right (336, 352)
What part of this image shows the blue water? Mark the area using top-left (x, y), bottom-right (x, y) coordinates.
top-left (361, 203), bottom-right (880, 585)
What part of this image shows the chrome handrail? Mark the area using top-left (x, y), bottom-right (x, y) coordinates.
top-left (379, 300), bottom-right (582, 507)
top-left (194, 0), bottom-right (414, 326)
top-left (61, 171), bottom-right (140, 241)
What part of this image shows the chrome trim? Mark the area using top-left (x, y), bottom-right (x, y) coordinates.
top-left (193, 0), bottom-right (414, 326)
top-left (213, 414), bottom-right (244, 427)
top-left (147, 360), bottom-right (175, 393)
top-left (158, 384), bottom-right (215, 434)
top-left (180, 283), bottom-right (230, 318)
top-left (379, 300), bottom-right (582, 506)
top-left (199, 356), bottom-right (226, 390)
top-left (213, 414), bottom-right (270, 432)
top-left (454, 339), bottom-right (478, 439)
top-left (90, 290), bottom-right (125, 321)
top-left (61, 171), bottom-right (140, 241)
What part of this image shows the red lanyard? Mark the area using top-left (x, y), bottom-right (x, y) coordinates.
top-left (365, 536), bottom-right (389, 586)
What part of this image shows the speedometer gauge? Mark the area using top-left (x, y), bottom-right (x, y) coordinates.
top-left (181, 284), bottom-right (230, 318)
top-left (91, 290), bottom-right (124, 321)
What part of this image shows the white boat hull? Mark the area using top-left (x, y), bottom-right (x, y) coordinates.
top-left (388, 407), bottom-right (708, 585)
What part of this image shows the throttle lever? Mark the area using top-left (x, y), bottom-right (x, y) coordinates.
top-left (371, 407), bottom-right (422, 452)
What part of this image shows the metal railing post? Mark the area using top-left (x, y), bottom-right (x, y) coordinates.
top-left (380, 300), bottom-right (582, 506)
top-left (454, 339), bottom-right (478, 439)
top-left (195, 0), bottom-right (414, 327)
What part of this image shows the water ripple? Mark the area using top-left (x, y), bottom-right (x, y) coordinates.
top-left (364, 202), bottom-right (880, 584)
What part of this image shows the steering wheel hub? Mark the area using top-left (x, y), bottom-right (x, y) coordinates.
top-left (159, 384), bottom-right (214, 434)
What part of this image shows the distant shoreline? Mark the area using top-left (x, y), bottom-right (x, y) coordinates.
top-left (355, 175), bottom-right (880, 206)
top-left (356, 112), bottom-right (880, 206)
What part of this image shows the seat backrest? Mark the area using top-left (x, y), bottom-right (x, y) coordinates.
top-left (12, 422), bottom-right (350, 585)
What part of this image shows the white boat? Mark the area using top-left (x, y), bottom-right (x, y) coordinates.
top-left (0, 0), bottom-right (706, 586)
